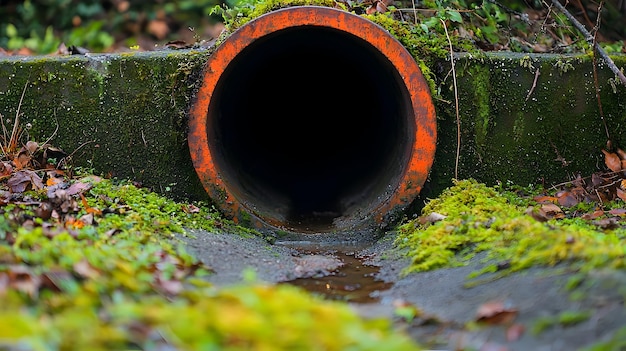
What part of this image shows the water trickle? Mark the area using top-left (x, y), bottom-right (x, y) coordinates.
top-left (282, 250), bottom-right (393, 303)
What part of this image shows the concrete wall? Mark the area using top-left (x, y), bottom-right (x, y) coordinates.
top-left (0, 48), bottom-right (625, 206)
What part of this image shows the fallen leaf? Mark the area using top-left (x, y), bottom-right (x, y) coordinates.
top-left (533, 195), bottom-right (557, 203)
top-left (591, 172), bottom-right (607, 187)
top-left (617, 187), bottom-right (626, 202)
top-left (608, 208), bottom-right (626, 216)
top-left (66, 181), bottom-right (92, 196)
top-left (13, 151), bottom-right (31, 170)
top-left (581, 210), bottom-right (605, 220)
top-left (540, 203), bottom-right (563, 217)
top-left (0, 162), bottom-right (12, 177)
top-left (476, 300), bottom-right (518, 325)
top-left (80, 193), bottom-right (102, 216)
top-left (182, 204), bottom-right (201, 214)
top-left (526, 206), bottom-right (549, 222)
top-left (556, 191), bottom-right (580, 207)
top-left (602, 149), bottom-right (622, 172)
top-left (46, 176), bottom-right (63, 186)
top-left (419, 212), bottom-right (447, 225)
top-left (593, 217), bottom-right (620, 230)
top-left (7, 265), bottom-right (41, 298)
top-left (7, 170), bottom-right (44, 193)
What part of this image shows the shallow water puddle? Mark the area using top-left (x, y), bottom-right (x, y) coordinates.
top-left (283, 252), bottom-right (393, 303)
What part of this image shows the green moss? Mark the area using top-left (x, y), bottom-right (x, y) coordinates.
top-left (0, 177), bottom-right (422, 350)
top-left (513, 111), bottom-right (525, 143)
top-left (395, 179), bottom-right (626, 276)
top-left (531, 310), bottom-right (592, 335)
top-left (467, 65), bottom-right (491, 152)
top-left (554, 58), bottom-right (575, 75)
top-left (581, 326), bottom-right (626, 351)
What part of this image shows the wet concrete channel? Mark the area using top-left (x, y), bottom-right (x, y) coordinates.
top-left (276, 241), bottom-right (394, 303)
top-left (282, 251), bottom-right (393, 303)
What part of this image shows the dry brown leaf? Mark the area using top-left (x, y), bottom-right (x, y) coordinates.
top-left (581, 210), bottom-right (605, 220)
top-left (7, 170), bottom-right (44, 193)
top-left (13, 151), bottom-right (31, 170)
top-left (540, 203), bottom-right (564, 219)
top-left (526, 206), bottom-right (549, 222)
top-left (617, 147), bottom-right (626, 160)
top-left (593, 217), bottom-right (619, 230)
top-left (602, 149), bottom-right (622, 172)
top-left (0, 162), bottom-right (12, 177)
top-left (7, 265), bottom-right (41, 298)
top-left (182, 204), bottom-right (201, 214)
top-left (608, 208), bottom-right (626, 216)
top-left (419, 212), bottom-right (447, 225)
top-left (476, 300), bottom-right (518, 325)
top-left (533, 195), bottom-right (557, 203)
top-left (591, 172), bottom-right (607, 187)
top-left (617, 187), bottom-right (626, 202)
top-left (557, 191), bottom-right (580, 207)
top-left (66, 181), bottom-right (92, 196)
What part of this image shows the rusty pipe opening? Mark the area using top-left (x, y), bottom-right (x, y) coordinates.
top-left (188, 6), bottom-right (436, 237)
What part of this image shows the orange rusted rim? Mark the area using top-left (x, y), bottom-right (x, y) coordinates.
top-left (188, 6), bottom-right (436, 231)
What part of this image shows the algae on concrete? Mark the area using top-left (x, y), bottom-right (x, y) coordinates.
top-left (422, 52), bottom-right (626, 201)
top-left (0, 49), bottom-right (212, 201)
top-left (0, 40), bottom-right (625, 213)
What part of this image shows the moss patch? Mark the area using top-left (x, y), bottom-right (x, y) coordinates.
top-left (0, 176), bottom-right (421, 350)
top-left (395, 179), bottom-right (626, 276)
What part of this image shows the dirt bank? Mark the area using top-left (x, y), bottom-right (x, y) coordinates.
top-left (181, 229), bottom-right (626, 351)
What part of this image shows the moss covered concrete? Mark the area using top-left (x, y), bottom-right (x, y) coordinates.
top-left (0, 49), bottom-right (625, 206)
top-left (0, 49), bottom-right (211, 201)
top-left (422, 52), bottom-right (626, 201)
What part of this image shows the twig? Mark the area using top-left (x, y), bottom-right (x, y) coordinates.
top-left (42, 109), bottom-right (60, 147)
top-left (550, 0), bottom-right (626, 87)
top-left (590, 1), bottom-right (610, 141)
top-left (525, 68), bottom-right (541, 101)
top-left (58, 140), bottom-right (95, 169)
top-left (441, 18), bottom-right (461, 179)
top-left (11, 81), bottom-right (28, 149)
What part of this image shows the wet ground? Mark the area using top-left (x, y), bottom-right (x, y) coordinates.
top-left (181, 229), bottom-right (626, 351)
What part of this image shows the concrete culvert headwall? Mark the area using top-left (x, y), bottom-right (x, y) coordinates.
top-left (188, 6), bottom-right (437, 239)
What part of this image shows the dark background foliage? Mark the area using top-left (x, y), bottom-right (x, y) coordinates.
top-left (0, 0), bottom-right (624, 54)
top-left (0, 0), bottom-right (227, 54)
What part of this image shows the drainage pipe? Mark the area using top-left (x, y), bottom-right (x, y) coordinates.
top-left (188, 6), bottom-right (436, 239)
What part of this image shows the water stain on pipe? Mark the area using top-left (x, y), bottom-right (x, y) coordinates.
top-left (188, 6), bottom-right (436, 240)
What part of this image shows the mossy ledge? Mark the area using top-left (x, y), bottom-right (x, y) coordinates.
top-left (0, 26), bottom-right (625, 209)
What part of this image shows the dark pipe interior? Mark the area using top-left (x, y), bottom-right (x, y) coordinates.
top-left (209, 26), bottom-right (414, 232)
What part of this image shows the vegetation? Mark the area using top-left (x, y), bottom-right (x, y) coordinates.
top-left (0, 175), bottom-right (421, 350)
top-left (0, 0), bottom-right (226, 54)
top-left (395, 179), bottom-right (626, 276)
top-left (0, 105), bottom-right (421, 349)
top-left (1, 0), bottom-right (624, 55)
